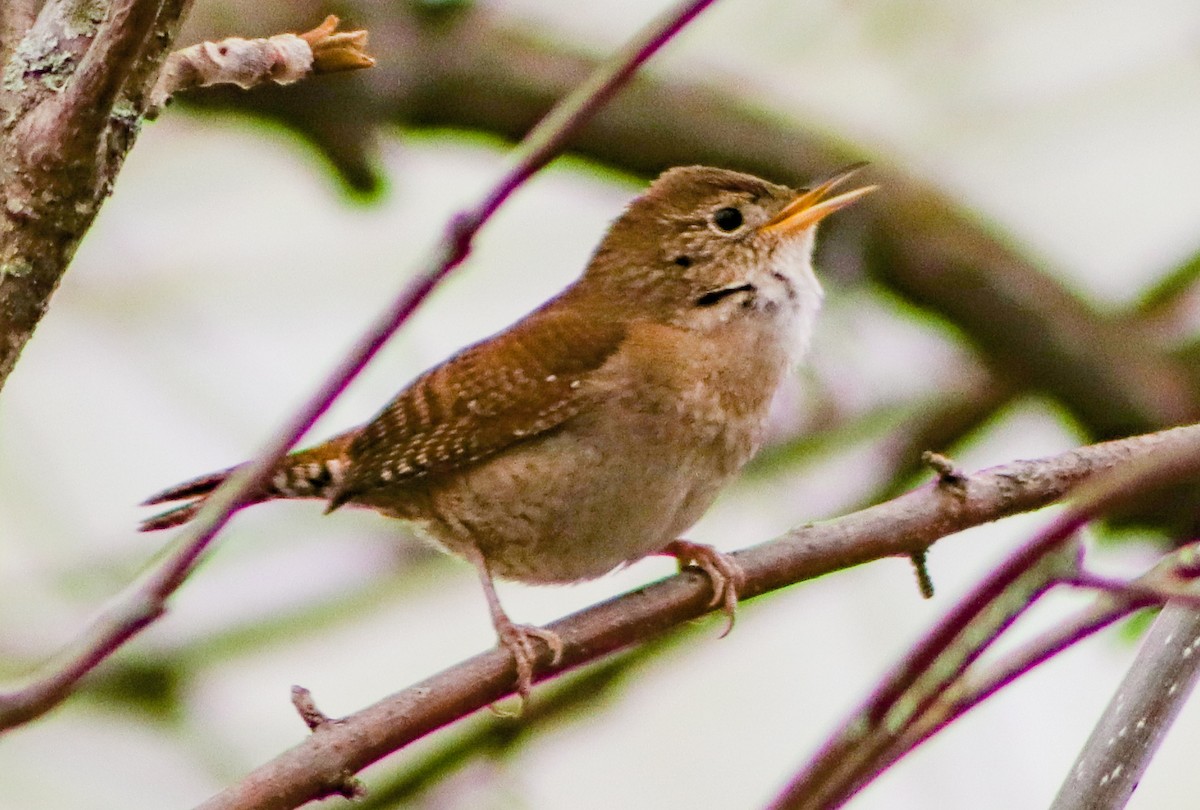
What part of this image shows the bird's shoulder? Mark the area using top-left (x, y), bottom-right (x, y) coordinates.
top-left (334, 301), bottom-right (628, 502)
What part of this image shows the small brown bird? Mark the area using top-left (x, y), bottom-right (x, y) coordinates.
top-left (142, 165), bottom-right (874, 699)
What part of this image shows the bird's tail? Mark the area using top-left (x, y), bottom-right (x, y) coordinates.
top-left (139, 433), bottom-right (354, 532)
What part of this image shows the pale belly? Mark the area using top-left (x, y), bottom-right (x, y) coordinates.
top-left (412, 403), bottom-right (755, 583)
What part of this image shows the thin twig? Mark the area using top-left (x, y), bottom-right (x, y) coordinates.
top-left (189, 425), bottom-right (1200, 810)
top-left (1051, 598), bottom-right (1200, 808)
top-left (894, 595), bottom-right (1138, 764)
top-left (921, 449), bottom-right (967, 488)
top-left (918, 539), bottom-right (1200, 751)
top-left (147, 15), bottom-right (374, 115)
top-left (290, 685), bottom-right (337, 732)
top-left (769, 526), bottom-right (1085, 810)
top-left (0, 0), bottom-right (720, 736)
top-left (862, 544), bottom-right (1200, 790)
top-left (768, 425), bottom-right (1200, 810)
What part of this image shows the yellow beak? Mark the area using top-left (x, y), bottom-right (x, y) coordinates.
top-left (761, 163), bottom-right (877, 235)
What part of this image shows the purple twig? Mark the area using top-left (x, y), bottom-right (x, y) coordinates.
top-left (866, 545), bottom-right (1200, 790)
top-left (768, 430), bottom-right (1200, 810)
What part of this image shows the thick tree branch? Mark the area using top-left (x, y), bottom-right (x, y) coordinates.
top-left (0, 3), bottom-right (369, 396)
top-left (0, 0), bottom-right (36, 69)
top-left (20, 0), bottom-right (164, 164)
top-left (0, 0), bottom-right (721, 736)
top-left (119, 0), bottom-right (194, 100)
top-left (0, 0), bottom-right (192, 394)
top-left (193, 424), bottom-right (1200, 810)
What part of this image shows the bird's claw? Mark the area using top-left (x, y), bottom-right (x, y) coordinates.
top-left (495, 620), bottom-right (565, 708)
top-left (663, 539), bottom-right (746, 637)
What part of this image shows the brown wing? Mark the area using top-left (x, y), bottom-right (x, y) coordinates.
top-left (329, 302), bottom-right (626, 508)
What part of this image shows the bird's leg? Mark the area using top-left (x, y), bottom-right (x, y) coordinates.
top-left (660, 539), bottom-right (746, 637)
top-left (463, 546), bottom-right (564, 703)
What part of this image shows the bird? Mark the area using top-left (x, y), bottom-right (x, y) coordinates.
top-left (141, 164), bottom-right (875, 700)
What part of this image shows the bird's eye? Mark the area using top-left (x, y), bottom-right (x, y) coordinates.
top-left (711, 207), bottom-right (744, 233)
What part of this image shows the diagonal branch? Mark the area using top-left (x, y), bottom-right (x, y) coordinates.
top-left (350, 634), bottom-right (690, 808)
top-left (770, 527), bottom-right (1085, 810)
top-left (0, 0), bottom-right (191, 394)
top-left (769, 424), bottom-right (1200, 810)
top-left (37, 0), bottom-right (163, 151)
top-left (190, 424), bottom-right (1200, 810)
top-left (0, 0), bottom-right (721, 737)
top-left (10, 0), bottom-right (163, 183)
top-left (842, 543), bottom-right (1200, 804)
top-left (1051, 598), bottom-right (1200, 809)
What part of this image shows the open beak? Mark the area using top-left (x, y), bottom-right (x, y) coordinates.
top-left (761, 163), bottom-right (877, 235)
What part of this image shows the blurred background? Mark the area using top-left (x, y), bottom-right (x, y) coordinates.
top-left (3, 0), bottom-right (1200, 807)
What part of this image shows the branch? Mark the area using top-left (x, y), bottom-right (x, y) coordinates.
top-left (770, 528), bottom-right (1085, 810)
top-left (0, 5), bottom-right (367, 395)
top-left (0, 0), bottom-right (722, 736)
top-left (849, 543), bottom-right (1200, 800)
top-left (1051, 599), bottom-right (1200, 809)
top-left (353, 639), bottom-right (674, 808)
top-left (0, 0), bottom-right (36, 69)
top-left (768, 425), bottom-right (1200, 810)
top-left (35, 0), bottom-right (163, 152)
top-left (0, 0), bottom-right (189, 393)
top-left (7, 0), bottom-right (162, 194)
top-left (190, 425), bottom-right (1200, 810)
top-left (147, 15), bottom-right (373, 114)
top-left (912, 584), bottom-right (1155, 746)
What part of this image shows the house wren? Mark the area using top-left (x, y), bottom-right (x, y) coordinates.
top-left (141, 165), bottom-right (875, 699)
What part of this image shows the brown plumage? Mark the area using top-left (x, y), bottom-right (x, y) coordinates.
top-left (141, 308), bottom-right (626, 526)
top-left (333, 306), bottom-right (626, 509)
top-left (142, 164), bottom-right (875, 701)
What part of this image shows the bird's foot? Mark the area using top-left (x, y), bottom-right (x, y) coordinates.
top-left (494, 618), bottom-right (565, 705)
top-left (662, 539), bottom-right (746, 637)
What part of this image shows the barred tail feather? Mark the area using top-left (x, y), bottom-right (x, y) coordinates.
top-left (139, 467), bottom-right (233, 532)
top-left (140, 500), bottom-right (207, 532)
top-left (139, 434), bottom-right (354, 532)
top-left (142, 469), bottom-right (232, 507)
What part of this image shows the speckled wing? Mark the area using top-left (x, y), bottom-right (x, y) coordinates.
top-left (329, 304), bottom-right (626, 509)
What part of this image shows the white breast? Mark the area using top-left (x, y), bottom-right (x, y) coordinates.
top-left (760, 228), bottom-right (824, 366)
